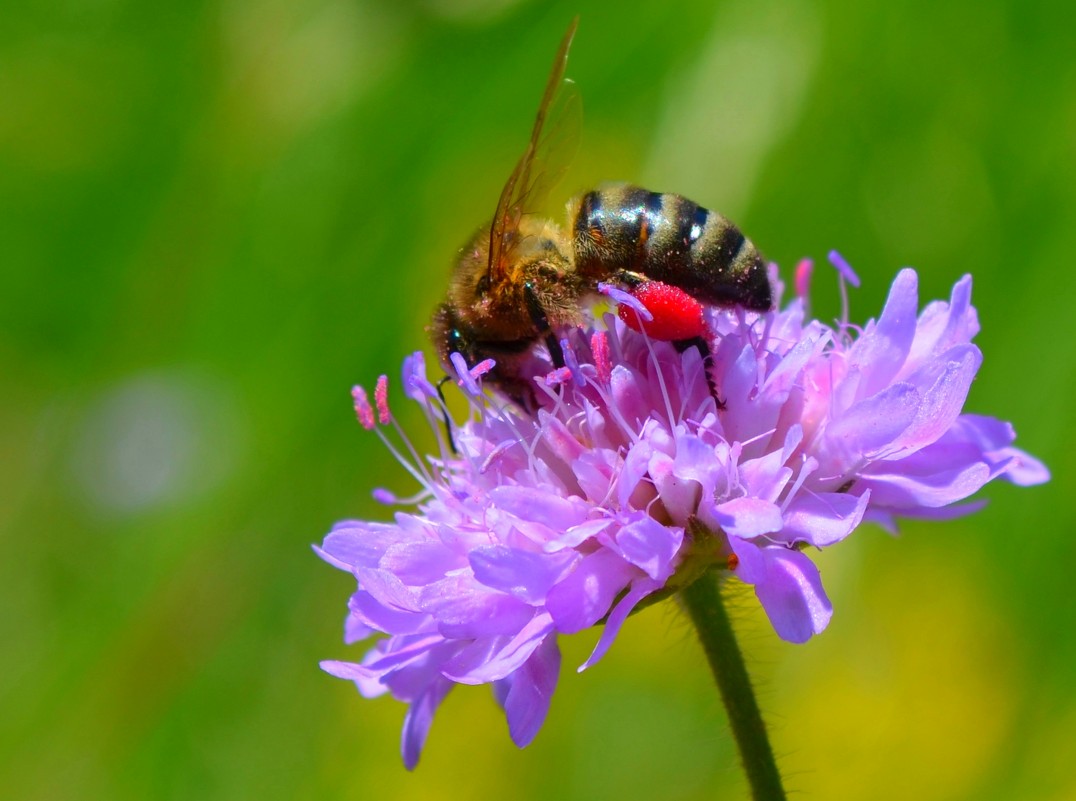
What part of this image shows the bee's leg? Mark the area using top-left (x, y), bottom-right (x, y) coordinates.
top-left (674, 335), bottom-right (725, 409)
top-left (439, 325), bottom-right (469, 454)
top-left (524, 281), bottom-right (565, 369)
top-left (611, 269), bottom-right (647, 289)
top-left (434, 375), bottom-right (459, 454)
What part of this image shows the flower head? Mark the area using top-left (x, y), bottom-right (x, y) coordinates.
top-left (318, 259), bottom-right (1047, 767)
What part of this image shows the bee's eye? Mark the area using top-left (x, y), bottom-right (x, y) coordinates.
top-left (448, 327), bottom-right (465, 356)
top-left (476, 274), bottom-right (491, 296)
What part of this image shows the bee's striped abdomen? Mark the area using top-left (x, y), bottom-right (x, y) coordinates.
top-left (572, 183), bottom-right (772, 311)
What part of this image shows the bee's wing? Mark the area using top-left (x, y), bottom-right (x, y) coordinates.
top-left (487, 18), bottom-right (582, 281)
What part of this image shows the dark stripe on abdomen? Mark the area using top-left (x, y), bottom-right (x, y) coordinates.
top-left (710, 219), bottom-right (745, 263)
top-left (643, 191), bottom-right (665, 241)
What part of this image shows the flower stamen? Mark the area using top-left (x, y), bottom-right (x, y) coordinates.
top-left (351, 385), bottom-right (376, 430)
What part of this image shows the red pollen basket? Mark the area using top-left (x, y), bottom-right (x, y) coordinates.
top-left (618, 281), bottom-right (707, 341)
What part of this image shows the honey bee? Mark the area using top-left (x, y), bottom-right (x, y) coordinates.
top-left (430, 19), bottom-right (773, 404)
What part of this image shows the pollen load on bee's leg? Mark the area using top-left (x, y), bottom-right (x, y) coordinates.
top-left (617, 280), bottom-right (723, 406)
top-left (616, 280), bottom-right (707, 341)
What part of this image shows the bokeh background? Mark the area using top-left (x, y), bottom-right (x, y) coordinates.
top-left (2, 0), bottom-right (1072, 798)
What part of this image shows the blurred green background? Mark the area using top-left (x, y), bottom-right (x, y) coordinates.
top-left (2, 0), bottom-right (1072, 798)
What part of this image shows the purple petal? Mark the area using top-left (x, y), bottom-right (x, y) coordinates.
top-left (401, 677), bottom-right (453, 770)
top-left (355, 567), bottom-right (422, 612)
top-left (469, 546), bottom-right (579, 604)
top-left (496, 635), bottom-right (561, 748)
top-left (317, 521), bottom-right (420, 571)
top-left (953, 413), bottom-right (1016, 451)
top-left (572, 449), bottom-right (617, 503)
top-left (618, 440), bottom-right (653, 509)
top-left (349, 588), bottom-right (431, 635)
top-left (613, 515), bottom-right (683, 581)
top-left (362, 634), bottom-right (449, 677)
top-left (344, 612), bottom-right (375, 644)
top-left (320, 659), bottom-right (389, 698)
top-left (848, 268), bottom-right (918, 396)
top-left (779, 490), bottom-right (871, 547)
top-left (939, 275), bottom-right (978, 343)
top-left (649, 450), bottom-right (700, 524)
top-left (887, 345), bottom-right (982, 456)
top-left (381, 540), bottom-right (461, 585)
top-left (824, 382), bottom-right (919, 464)
top-left (671, 433), bottom-right (723, 499)
top-left (488, 486), bottom-right (588, 531)
top-left (727, 535), bottom-right (769, 584)
top-left (739, 426), bottom-right (801, 502)
top-left (537, 409), bottom-right (587, 463)
top-left (580, 577), bottom-right (662, 670)
top-left (419, 573), bottom-right (535, 638)
top-left (544, 518), bottom-right (615, 552)
top-left (649, 432), bottom-right (718, 518)
top-left (545, 549), bottom-right (636, 633)
top-left (721, 344), bottom-right (759, 417)
top-left (908, 274), bottom-right (979, 364)
top-left (322, 634), bottom-right (452, 699)
top-left (750, 546), bottom-right (833, 643)
top-left (859, 461), bottom-right (992, 508)
top-left (950, 414), bottom-right (1050, 486)
top-left (870, 499), bottom-right (988, 522)
top-left (609, 365), bottom-right (650, 428)
top-left (713, 497), bottom-right (784, 539)
top-left (760, 335), bottom-right (820, 406)
top-left (995, 447), bottom-right (1050, 486)
top-left (440, 613), bottom-right (554, 683)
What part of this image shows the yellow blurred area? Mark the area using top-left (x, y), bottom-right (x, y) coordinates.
top-left (777, 539), bottom-right (1020, 799)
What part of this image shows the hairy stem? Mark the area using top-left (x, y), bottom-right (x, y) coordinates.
top-left (680, 571), bottom-right (787, 801)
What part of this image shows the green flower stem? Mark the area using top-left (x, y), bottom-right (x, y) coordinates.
top-left (680, 571), bottom-right (787, 801)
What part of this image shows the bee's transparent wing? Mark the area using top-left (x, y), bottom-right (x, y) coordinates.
top-left (488, 18), bottom-right (582, 280)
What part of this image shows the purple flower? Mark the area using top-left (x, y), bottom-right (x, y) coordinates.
top-left (318, 260), bottom-right (1047, 767)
